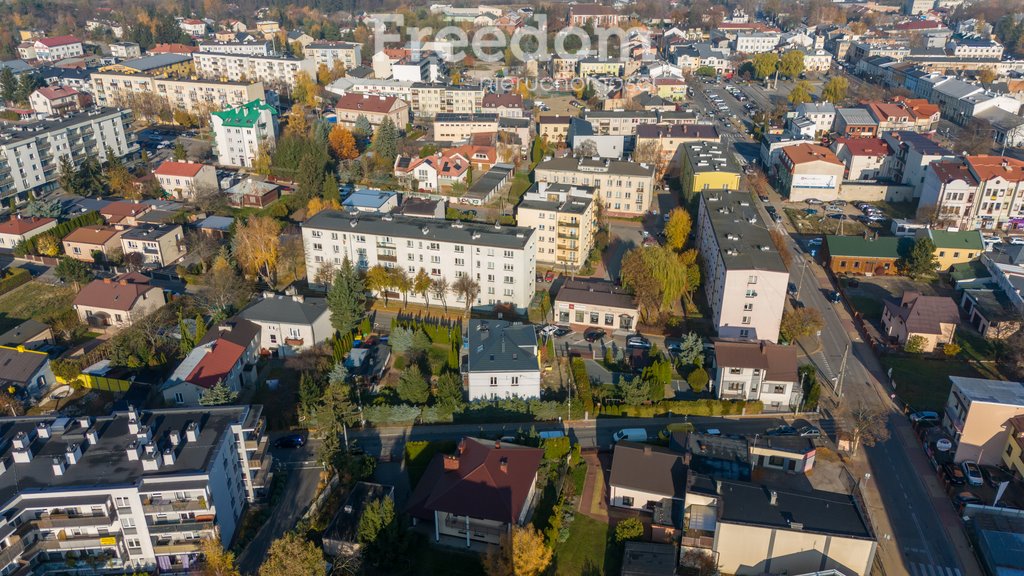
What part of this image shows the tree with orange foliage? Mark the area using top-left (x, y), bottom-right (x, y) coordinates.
top-left (328, 125), bottom-right (359, 160)
top-left (306, 196), bottom-right (341, 219)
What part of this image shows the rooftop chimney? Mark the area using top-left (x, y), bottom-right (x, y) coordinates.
top-left (13, 447), bottom-right (32, 464)
top-left (126, 440), bottom-right (141, 461)
top-left (66, 443), bottom-right (82, 465)
top-left (186, 421), bottom-right (200, 442)
top-left (169, 430), bottom-right (181, 446)
top-left (136, 425), bottom-right (152, 445)
top-left (769, 490), bottom-right (778, 506)
top-left (443, 454), bottom-right (460, 471)
top-left (13, 431), bottom-right (31, 450)
top-left (85, 428), bottom-right (99, 445)
top-left (36, 422), bottom-right (51, 439)
top-left (499, 456), bottom-right (509, 474)
top-left (77, 416), bottom-right (92, 429)
top-left (163, 447), bottom-right (176, 465)
top-left (52, 457), bottom-right (66, 476)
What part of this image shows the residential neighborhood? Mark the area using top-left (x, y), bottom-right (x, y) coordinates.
top-left (0, 0), bottom-right (1021, 575)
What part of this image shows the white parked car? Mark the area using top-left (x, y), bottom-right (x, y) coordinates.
top-left (1009, 237), bottom-right (1024, 245)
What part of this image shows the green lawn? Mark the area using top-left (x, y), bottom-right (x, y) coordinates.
top-left (848, 296), bottom-right (884, 320)
top-left (0, 281), bottom-right (76, 332)
top-left (553, 515), bottom-right (622, 575)
top-left (509, 173), bottom-right (532, 204)
top-left (882, 355), bottom-right (982, 412)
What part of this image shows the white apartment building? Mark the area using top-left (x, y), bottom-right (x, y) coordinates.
top-left (198, 41), bottom-right (273, 56)
top-left (179, 18), bottom-right (209, 36)
top-left (919, 155), bottom-right (1024, 230)
top-left (432, 113), bottom-right (499, 143)
top-left (696, 189), bottom-right (789, 342)
top-left (0, 108), bottom-right (137, 203)
top-left (301, 211), bottom-right (537, 310)
top-left (326, 79), bottom-right (487, 120)
top-left (948, 38), bottom-right (1004, 60)
top-left (193, 52), bottom-right (316, 89)
top-left (110, 42), bottom-right (141, 59)
top-left (305, 41), bottom-right (363, 70)
top-left (18, 36), bottom-right (84, 62)
top-left (533, 157), bottom-right (656, 218)
top-left (211, 100), bottom-right (278, 168)
top-left (713, 339), bottom-right (800, 411)
top-left (516, 182), bottom-right (597, 271)
top-left (0, 405), bottom-right (270, 575)
top-left (733, 32), bottom-right (781, 54)
top-left (580, 110), bottom-right (659, 136)
top-left (90, 72), bottom-right (266, 117)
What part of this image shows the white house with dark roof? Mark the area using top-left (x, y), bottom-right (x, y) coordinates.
top-left (465, 319), bottom-right (540, 400)
top-left (712, 339), bottom-right (800, 411)
top-left (238, 293), bottom-right (332, 355)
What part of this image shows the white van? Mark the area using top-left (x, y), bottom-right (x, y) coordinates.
top-left (612, 428), bottom-right (648, 443)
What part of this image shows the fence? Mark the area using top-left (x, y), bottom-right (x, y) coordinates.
top-left (56, 373), bottom-right (132, 393)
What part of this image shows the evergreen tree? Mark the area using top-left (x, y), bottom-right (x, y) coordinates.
top-left (200, 381), bottom-right (239, 406)
top-left (899, 237), bottom-right (937, 279)
top-left (434, 372), bottom-right (465, 412)
top-left (353, 115), bottom-right (372, 139)
top-left (0, 67), bottom-right (16, 103)
top-left (13, 74), bottom-right (39, 104)
top-left (327, 258), bottom-right (366, 334)
top-left (395, 367), bottom-right (429, 404)
top-left (57, 156), bottom-right (79, 194)
top-left (372, 117), bottom-right (398, 169)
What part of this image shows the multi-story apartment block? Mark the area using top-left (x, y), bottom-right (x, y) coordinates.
top-left (680, 140), bottom-right (742, 201)
top-left (305, 41), bottom-right (362, 70)
top-left (696, 189), bottom-right (789, 342)
top-left (110, 42), bottom-right (141, 59)
top-left (566, 4), bottom-right (627, 27)
top-left (533, 157), bottom-right (656, 218)
top-left (795, 102), bottom-right (837, 136)
top-left (0, 404), bottom-right (270, 575)
top-left (581, 110), bottom-right (658, 136)
top-left (193, 52), bottom-right (315, 89)
top-left (516, 182), bottom-right (596, 271)
top-left (301, 211), bottom-right (537, 309)
top-left (211, 100), bottom-right (278, 168)
top-left (948, 37), bottom-right (1004, 60)
top-left (198, 40), bottom-right (273, 56)
top-left (412, 84), bottom-right (485, 118)
top-left (732, 32), bottom-right (781, 53)
top-left (0, 108), bottom-right (137, 202)
top-left (90, 72), bottom-right (266, 118)
top-left (634, 124), bottom-right (721, 177)
top-left (17, 36), bottom-right (83, 62)
top-left (919, 155), bottom-right (1024, 230)
top-left (880, 131), bottom-right (955, 198)
top-left (432, 113), bottom-right (499, 143)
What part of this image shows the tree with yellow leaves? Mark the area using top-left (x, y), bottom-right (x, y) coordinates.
top-left (253, 139), bottom-right (273, 176)
top-left (306, 196), bottom-right (341, 219)
top-left (198, 537), bottom-right (240, 576)
top-left (664, 207), bottom-right (692, 252)
top-left (286, 105), bottom-right (309, 137)
top-left (232, 215), bottom-right (281, 286)
top-left (328, 125), bottom-right (359, 160)
top-left (36, 235), bottom-right (59, 257)
top-left (483, 525), bottom-right (552, 576)
top-left (293, 72), bottom-right (318, 108)
top-left (316, 63), bottom-right (331, 86)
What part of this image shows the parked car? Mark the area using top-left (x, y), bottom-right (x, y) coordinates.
top-left (627, 335), bottom-right (652, 349)
top-left (539, 325), bottom-right (559, 337)
top-left (807, 237), bottom-right (823, 247)
top-left (961, 461), bottom-right (984, 486)
top-left (984, 466), bottom-right (1011, 488)
top-left (954, 491), bottom-right (981, 506)
top-left (942, 463), bottom-right (966, 486)
top-left (909, 411), bottom-right (940, 423)
top-left (658, 422), bottom-right (696, 441)
top-left (612, 428), bottom-right (648, 443)
top-left (766, 425), bottom-right (798, 436)
top-left (798, 426), bottom-right (821, 438)
top-left (805, 198), bottom-right (823, 205)
top-left (274, 433), bottom-right (306, 448)
top-left (1009, 237), bottom-right (1024, 245)
top-left (544, 270), bottom-right (555, 282)
top-left (584, 328), bottom-right (606, 342)
top-left (553, 327), bottom-right (573, 337)
top-left (828, 290), bottom-right (842, 303)
top-left (804, 208), bottom-right (819, 215)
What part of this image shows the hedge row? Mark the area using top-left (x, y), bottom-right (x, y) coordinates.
top-left (0, 267), bottom-right (31, 296)
top-left (364, 398), bottom-right (576, 426)
top-left (391, 314), bottom-right (462, 346)
top-left (571, 358), bottom-right (595, 414)
top-left (599, 399), bottom-right (762, 418)
top-left (13, 211), bottom-right (104, 257)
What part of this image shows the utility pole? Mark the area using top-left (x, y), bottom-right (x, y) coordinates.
top-left (836, 343), bottom-right (850, 400)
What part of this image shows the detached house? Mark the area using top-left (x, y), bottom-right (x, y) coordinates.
top-left (18, 35), bottom-right (83, 61)
top-left (100, 201), bottom-right (153, 227)
top-left (335, 93), bottom-right (410, 129)
top-left (408, 437), bottom-right (543, 546)
top-left (72, 273), bottom-right (165, 329)
top-left (465, 320), bottom-right (540, 400)
top-left (882, 292), bottom-right (959, 352)
top-left (0, 216), bottom-right (56, 249)
top-left (712, 340), bottom-right (800, 412)
top-left (162, 319), bottom-right (260, 405)
top-left (609, 442), bottom-right (687, 510)
top-left (120, 224), bottom-right (186, 267)
top-left (61, 225), bottom-right (126, 262)
top-left (0, 345), bottom-right (54, 400)
top-left (29, 86), bottom-right (88, 116)
top-left (238, 293), bottom-right (332, 356)
top-left (153, 160), bottom-right (219, 200)
top-left (393, 153), bottom-right (470, 192)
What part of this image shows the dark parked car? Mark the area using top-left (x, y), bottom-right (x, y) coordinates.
top-left (766, 425), bottom-right (798, 436)
top-left (274, 434), bottom-right (306, 449)
top-left (828, 290), bottom-right (842, 303)
top-left (626, 335), bottom-right (652, 349)
top-left (942, 463), bottom-right (966, 486)
top-left (584, 328), bottom-right (606, 342)
top-left (553, 327), bottom-right (573, 337)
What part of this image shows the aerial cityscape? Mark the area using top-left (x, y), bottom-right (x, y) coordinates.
top-left (0, 0), bottom-right (1020, 574)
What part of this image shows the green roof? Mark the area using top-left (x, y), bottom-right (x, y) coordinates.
top-left (949, 260), bottom-right (991, 282)
top-left (927, 229), bottom-right (984, 251)
top-left (212, 99), bottom-right (277, 128)
top-left (825, 235), bottom-right (914, 258)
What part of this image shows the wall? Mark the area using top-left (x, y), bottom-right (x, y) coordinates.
top-left (957, 403), bottom-right (1024, 465)
top-left (609, 485), bottom-right (670, 510)
top-left (718, 268), bottom-right (789, 343)
top-left (715, 522), bottom-right (875, 576)
top-left (467, 370), bottom-right (542, 400)
top-left (839, 182), bottom-right (915, 203)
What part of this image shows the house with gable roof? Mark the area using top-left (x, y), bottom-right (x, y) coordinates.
top-left (465, 319), bottom-right (540, 400)
top-left (162, 319), bottom-right (260, 405)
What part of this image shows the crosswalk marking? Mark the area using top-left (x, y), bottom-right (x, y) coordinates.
top-left (911, 563), bottom-right (960, 576)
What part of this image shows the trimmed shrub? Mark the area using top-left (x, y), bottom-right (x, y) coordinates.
top-left (0, 267), bottom-right (31, 296)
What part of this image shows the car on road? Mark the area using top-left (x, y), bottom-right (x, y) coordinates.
top-left (554, 327), bottom-right (573, 337)
top-left (788, 282), bottom-right (798, 295)
top-left (827, 290), bottom-right (842, 303)
top-left (771, 212), bottom-right (783, 223)
top-left (798, 426), bottom-right (821, 438)
top-left (544, 270), bottom-right (555, 282)
top-left (584, 328), bottom-right (606, 342)
top-left (539, 325), bottom-right (559, 337)
top-left (274, 433), bottom-right (306, 448)
top-left (807, 237), bottom-right (823, 247)
top-left (626, 335), bottom-right (652, 349)
top-left (766, 425), bottom-right (798, 436)
top-left (804, 208), bottom-right (818, 215)
top-left (942, 463), bottom-right (966, 485)
top-left (759, 194), bottom-right (770, 202)
top-left (961, 461), bottom-right (984, 486)
top-left (658, 422), bottom-right (696, 440)
top-left (1008, 236), bottom-right (1024, 245)
top-left (612, 428), bottom-right (648, 443)
top-left (667, 342), bottom-right (682, 353)
top-left (805, 198), bottom-right (823, 205)
top-left (909, 411), bottom-right (939, 423)
top-left (866, 214), bottom-right (888, 222)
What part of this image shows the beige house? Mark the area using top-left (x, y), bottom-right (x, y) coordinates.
top-left (62, 226), bottom-right (126, 262)
top-left (335, 93), bottom-right (410, 129)
top-left (748, 436), bottom-right (816, 474)
top-left (120, 224), bottom-right (186, 267)
top-left (778, 143), bottom-right (845, 202)
top-left (72, 273), bottom-right (166, 329)
top-left (882, 292), bottom-right (959, 352)
top-left (153, 160), bottom-right (219, 200)
top-left (943, 376), bottom-right (1024, 466)
top-left (533, 157), bottom-right (656, 218)
top-left (682, 476), bottom-right (877, 576)
top-left (516, 182), bottom-right (596, 271)
top-left (0, 216), bottom-right (56, 249)
top-left (537, 115), bottom-right (571, 144)
top-left (432, 113), bottom-right (499, 143)
top-left (635, 124), bottom-right (721, 177)
top-left (555, 279), bottom-right (639, 332)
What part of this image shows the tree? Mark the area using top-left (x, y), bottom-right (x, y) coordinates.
top-left (943, 342), bottom-right (961, 357)
top-left (695, 65), bottom-right (717, 77)
top-left (687, 367), bottom-right (709, 393)
top-left (357, 496), bottom-right (406, 569)
top-left (780, 307), bottom-right (825, 342)
top-left (575, 139), bottom-right (598, 158)
top-left (787, 80), bottom-right (813, 104)
top-left (959, 117), bottom-right (996, 155)
top-left (483, 525), bottom-right (552, 576)
top-left (328, 125), bottom-right (359, 160)
top-left (452, 275), bottom-right (480, 318)
top-left (232, 216), bottom-right (281, 285)
top-left (257, 532), bottom-right (324, 576)
top-left (779, 50), bottom-right (805, 79)
top-left (199, 381), bottom-right (239, 405)
top-left (676, 332), bottom-right (703, 366)
top-left (615, 517), bottom-right (644, 542)
top-left (306, 196), bottom-right (341, 219)
top-left (173, 141), bottom-right (187, 161)
top-left (365, 265), bottom-right (393, 306)
top-left (899, 237), bottom-right (937, 279)
top-left (435, 372), bottom-right (466, 411)
top-left (619, 376), bottom-right (650, 405)
top-left (286, 104), bottom-right (309, 137)
top-left (413, 268), bottom-right (432, 309)
top-left (372, 117), bottom-right (399, 170)
top-left (390, 267), bottom-right (412, 308)
top-left (751, 52), bottom-right (779, 79)
top-left (54, 257), bottom-right (93, 290)
top-left (325, 260), bottom-right (366, 335)
top-left (431, 277), bottom-right (450, 312)
top-left (978, 68), bottom-right (997, 84)
top-left (837, 404), bottom-right (890, 456)
top-left (57, 156), bottom-right (79, 194)
top-left (822, 76), bottom-right (849, 104)
top-left (198, 537), bottom-right (240, 576)
top-left (904, 334), bottom-right (928, 354)
top-left (0, 67), bottom-right (16, 103)
top-left (252, 139), bottom-right (273, 176)
top-left (292, 72), bottom-right (318, 108)
top-left (664, 207), bottom-right (692, 251)
top-left (353, 115), bottom-right (372, 139)
top-left (36, 235), bottom-right (60, 257)
top-left (194, 248), bottom-right (253, 316)
top-left (396, 366), bottom-right (429, 404)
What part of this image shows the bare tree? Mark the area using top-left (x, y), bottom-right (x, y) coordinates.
top-left (837, 404), bottom-right (891, 456)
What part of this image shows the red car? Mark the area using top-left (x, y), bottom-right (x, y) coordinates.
top-left (544, 271), bottom-right (555, 282)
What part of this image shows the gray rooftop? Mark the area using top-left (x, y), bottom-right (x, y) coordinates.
top-left (0, 348), bottom-right (48, 386)
top-left (699, 189), bottom-right (788, 273)
top-left (0, 108), bottom-right (130, 147)
top-left (238, 295), bottom-right (329, 326)
top-left (536, 157), bottom-right (656, 178)
top-left (950, 376), bottom-right (1024, 406)
top-left (434, 113), bottom-right (498, 123)
top-left (555, 279), bottom-right (636, 310)
top-left (0, 319), bottom-right (50, 347)
top-left (0, 406), bottom-right (259, 508)
top-left (466, 320), bottom-right (539, 373)
top-left (121, 223), bottom-right (181, 240)
top-left (684, 141), bottom-right (742, 175)
top-left (303, 210), bottom-right (535, 250)
top-left (836, 107), bottom-right (877, 126)
top-left (117, 53), bottom-right (192, 71)
top-left (582, 109), bottom-right (658, 119)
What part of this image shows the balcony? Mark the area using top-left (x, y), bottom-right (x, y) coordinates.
top-left (152, 540), bottom-right (203, 554)
top-left (0, 536), bottom-right (26, 566)
top-left (35, 512), bottom-right (113, 529)
top-left (377, 253), bottom-right (397, 263)
top-left (558, 220), bottom-right (580, 228)
top-left (680, 535), bottom-right (714, 549)
top-left (147, 520), bottom-right (215, 535)
top-left (142, 498), bottom-right (208, 514)
top-left (35, 533), bottom-right (118, 551)
top-left (557, 233), bottom-right (579, 240)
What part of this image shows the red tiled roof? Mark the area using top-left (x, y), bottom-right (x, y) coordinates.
top-left (967, 155), bottom-right (1024, 183)
top-left (835, 137), bottom-right (891, 157)
top-left (149, 43), bottom-right (199, 54)
top-left (0, 217), bottom-right (55, 235)
top-left (100, 201), bottom-right (151, 219)
top-left (930, 160), bottom-right (979, 185)
top-left (187, 339), bottom-right (246, 389)
top-left (63, 225), bottom-right (123, 245)
top-left (182, 19), bottom-right (205, 25)
top-left (72, 274), bottom-right (158, 311)
top-left (35, 86), bottom-right (80, 101)
top-left (481, 93), bottom-right (524, 109)
top-left (335, 93), bottom-right (401, 114)
top-left (569, 5), bottom-right (619, 16)
top-left (446, 144), bottom-right (496, 165)
top-left (154, 161), bottom-right (206, 178)
top-left (36, 35), bottom-right (80, 48)
top-left (782, 143), bottom-right (843, 166)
